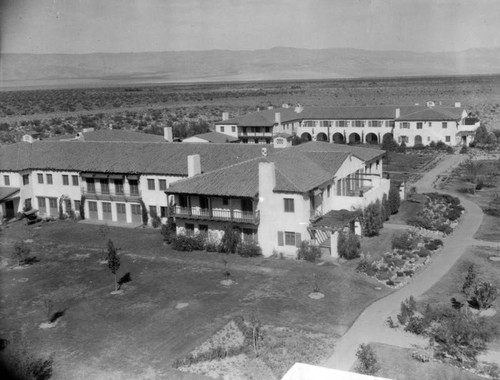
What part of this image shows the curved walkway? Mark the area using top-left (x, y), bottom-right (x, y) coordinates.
top-left (322, 154), bottom-right (496, 371)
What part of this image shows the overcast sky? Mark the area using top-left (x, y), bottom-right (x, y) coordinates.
top-left (1, 0), bottom-right (500, 54)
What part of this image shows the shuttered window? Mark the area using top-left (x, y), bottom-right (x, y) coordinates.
top-left (278, 231), bottom-right (284, 246)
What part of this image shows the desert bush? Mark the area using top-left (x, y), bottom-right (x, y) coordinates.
top-left (468, 281), bottom-right (499, 310)
top-left (337, 230), bottom-right (360, 260)
top-left (12, 241), bottom-right (31, 266)
top-left (484, 207), bottom-right (500, 217)
top-left (296, 240), bottom-right (321, 263)
top-left (391, 231), bottom-right (417, 251)
top-left (424, 238), bottom-right (443, 250)
top-left (354, 344), bottom-right (380, 376)
top-left (237, 241), bottom-right (262, 257)
top-left (405, 316), bottom-right (426, 335)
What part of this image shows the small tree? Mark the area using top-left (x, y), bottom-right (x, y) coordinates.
top-left (381, 134), bottom-right (399, 152)
top-left (388, 185), bottom-right (401, 215)
top-left (79, 196), bottom-right (85, 220)
top-left (381, 193), bottom-right (390, 222)
top-left (107, 239), bottom-right (120, 292)
top-left (139, 199), bottom-right (148, 226)
top-left (58, 197), bottom-right (64, 220)
top-left (469, 282), bottom-right (498, 310)
top-left (462, 264), bottom-right (477, 298)
top-left (218, 225), bottom-right (241, 253)
top-left (362, 201), bottom-right (382, 237)
top-left (355, 343), bottom-right (380, 375)
top-left (249, 314), bottom-right (262, 356)
top-left (296, 240), bottom-right (322, 262)
top-left (337, 230), bottom-right (360, 260)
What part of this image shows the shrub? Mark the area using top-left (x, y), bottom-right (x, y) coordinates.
top-left (237, 241), bottom-right (262, 257)
top-left (161, 217), bottom-right (176, 243)
top-left (436, 141), bottom-right (446, 150)
top-left (79, 196), bottom-right (85, 220)
top-left (407, 215), bottom-right (433, 229)
top-left (337, 230), bottom-right (360, 260)
top-left (459, 146), bottom-right (468, 154)
top-left (446, 146), bottom-right (454, 154)
top-left (413, 143), bottom-right (425, 150)
top-left (388, 185), bottom-right (400, 214)
top-left (218, 225), bottom-right (241, 254)
top-left (296, 240), bottom-right (321, 263)
top-left (171, 234), bottom-right (206, 252)
top-left (468, 281), bottom-right (498, 310)
top-left (429, 141), bottom-right (437, 148)
top-left (416, 247), bottom-right (431, 258)
top-left (381, 193), bottom-right (390, 222)
top-left (391, 231), bottom-right (416, 251)
top-left (12, 241), bottom-right (31, 266)
top-left (396, 142), bottom-right (407, 153)
top-left (139, 199), bottom-right (148, 225)
top-left (362, 201), bottom-right (383, 237)
top-left (405, 316), bottom-right (425, 335)
top-left (444, 206), bottom-right (462, 221)
top-left (355, 344), bottom-right (380, 376)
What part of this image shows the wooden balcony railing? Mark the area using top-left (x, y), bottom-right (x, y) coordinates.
top-left (82, 188), bottom-right (142, 201)
top-left (172, 206), bottom-right (260, 224)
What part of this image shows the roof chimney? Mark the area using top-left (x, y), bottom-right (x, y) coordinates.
top-left (164, 126), bottom-right (173, 142)
top-left (455, 102), bottom-right (461, 108)
top-left (294, 104), bottom-right (303, 113)
top-left (222, 112), bottom-right (229, 121)
top-left (275, 112), bottom-right (281, 124)
top-left (395, 108), bottom-right (401, 118)
top-left (187, 154), bottom-right (201, 177)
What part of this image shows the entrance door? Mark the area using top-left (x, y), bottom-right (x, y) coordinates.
top-left (131, 204), bottom-right (142, 224)
top-left (116, 203), bottom-right (127, 222)
top-left (88, 201), bottom-right (98, 219)
top-left (5, 201), bottom-right (15, 218)
top-left (102, 202), bottom-right (112, 220)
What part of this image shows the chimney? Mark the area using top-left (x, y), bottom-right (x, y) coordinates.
top-left (275, 112), bottom-right (281, 124)
top-left (395, 108), bottom-right (401, 118)
top-left (164, 126), bottom-right (173, 142)
top-left (455, 102), bottom-right (461, 108)
top-left (294, 104), bottom-right (303, 113)
top-left (259, 162), bottom-right (276, 198)
top-left (222, 112), bottom-right (229, 121)
top-left (187, 154), bottom-right (201, 177)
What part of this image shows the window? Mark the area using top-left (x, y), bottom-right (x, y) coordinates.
top-left (100, 179), bottom-right (109, 194)
top-left (400, 122), bottom-right (410, 129)
top-left (185, 223), bottom-right (195, 235)
top-left (386, 121), bottom-right (395, 128)
top-left (178, 194), bottom-right (188, 208)
top-left (304, 120), bottom-right (315, 127)
top-left (320, 120), bottom-right (332, 127)
top-left (398, 136), bottom-right (408, 144)
top-left (38, 197), bottom-right (46, 208)
top-left (265, 127), bottom-right (271, 133)
top-left (4, 175), bottom-right (9, 186)
top-left (147, 179), bottom-right (155, 190)
top-left (416, 122), bottom-right (423, 129)
top-left (445, 136), bottom-right (451, 142)
top-left (370, 120), bottom-right (381, 127)
top-left (336, 120), bottom-right (346, 127)
top-left (220, 126), bottom-right (225, 133)
top-left (131, 204), bottom-right (141, 215)
top-left (62, 175), bottom-right (69, 185)
top-left (25, 198), bottom-right (32, 210)
top-left (284, 198), bottom-right (295, 213)
top-left (114, 179), bottom-right (124, 194)
top-left (232, 126), bottom-right (236, 132)
top-left (23, 174), bottom-right (29, 185)
top-left (159, 179), bottom-right (167, 191)
top-left (285, 232), bottom-right (296, 246)
top-left (199, 196), bottom-right (209, 209)
top-left (117, 203), bottom-right (126, 214)
top-left (129, 180), bottom-right (139, 195)
top-left (266, 138), bottom-right (271, 144)
top-left (74, 200), bottom-right (81, 211)
top-left (222, 197), bottom-right (229, 206)
top-left (149, 206), bottom-right (157, 216)
top-left (89, 201), bottom-right (98, 212)
top-left (65, 199), bottom-right (71, 210)
top-left (37, 173), bottom-right (44, 184)
top-left (160, 206), bottom-right (168, 218)
top-left (199, 224), bottom-right (208, 233)
top-left (46, 174), bottom-right (53, 184)
top-left (442, 122), bottom-right (448, 129)
top-left (241, 198), bottom-right (253, 212)
top-left (87, 179), bottom-right (95, 193)
top-left (102, 202), bottom-right (112, 213)
top-left (72, 175), bottom-right (79, 186)
top-left (353, 120), bottom-right (363, 127)
top-left (49, 198), bottom-right (58, 209)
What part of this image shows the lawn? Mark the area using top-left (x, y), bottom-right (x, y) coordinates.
top-left (0, 220), bottom-right (392, 379)
top-left (383, 151), bottom-right (440, 184)
top-left (369, 343), bottom-right (486, 380)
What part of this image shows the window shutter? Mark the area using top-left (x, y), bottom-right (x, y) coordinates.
top-left (295, 233), bottom-right (301, 247)
top-left (278, 231), bottom-right (284, 246)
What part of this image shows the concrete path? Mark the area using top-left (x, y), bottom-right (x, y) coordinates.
top-left (322, 153), bottom-right (496, 371)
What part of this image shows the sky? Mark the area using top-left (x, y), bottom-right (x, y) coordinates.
top-left (1, 0), bottom-right (500, 54)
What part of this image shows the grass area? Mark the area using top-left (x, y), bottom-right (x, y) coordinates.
top-left (384, 151), bottom-right (439, 184)
top-left (370, 343), bottom-right (485, 380)
top-left (385, 200), bottom-right (424, 226)
top-left (418, 245), bottom-right (500, 350)
top-left (443, 158), bottom-right (500, 242)
top-left (0, 220), bottom-right (392, 379)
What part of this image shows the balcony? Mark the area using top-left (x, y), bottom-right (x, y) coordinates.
top-left (171, 206), bottom-right (260, 225)
top-left (239, 131), bottom-right (273, 137)
top-left (82, 188), bottom-right (142, 202)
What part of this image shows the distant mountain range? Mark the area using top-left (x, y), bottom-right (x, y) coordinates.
top-left (1, 47), bottom-right (500, 87)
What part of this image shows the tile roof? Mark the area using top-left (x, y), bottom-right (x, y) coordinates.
top-left (79, 129), bottom-right (166, 142)
top-left (183, 132), bottom-right (239, 143)
top-left (311, 209), bottom-right (362, 229)
top-left (291, 141), bottom-right (384, 161)
top-left (217, 107), bottom-right (301, 126)
top-left (0, 186), bottom-right (20, 202)
top-left (0, 141), bottom-right (271, 175)
top-left (396, 107), bottom-right (464, 121)
top-left (167, 142), bottom-right (385, 197)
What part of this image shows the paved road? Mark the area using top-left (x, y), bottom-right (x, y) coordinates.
top-left (322, 154), bottom-right (496, 371)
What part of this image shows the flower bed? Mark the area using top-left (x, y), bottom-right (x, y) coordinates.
top-left (357, 228), bottom-right (444, 288)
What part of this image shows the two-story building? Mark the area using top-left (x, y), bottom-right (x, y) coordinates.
top-left (214, 102), bottom-right (480, 147)
top-left (167, 141), bottom-right (389, 257)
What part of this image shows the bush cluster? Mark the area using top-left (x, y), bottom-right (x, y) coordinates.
top-left (424, 238), bottom-right (443, 251)
top-left (391, 231), bottom-right (417, 251)
top-left (296, 241), bottom-right (322, 262)
top-left (338, 231), bottom-right (360, 260)
top-left (170, 234), bottom-right (205, 252)
top-left (237, 241), bottom-right (262, 257)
